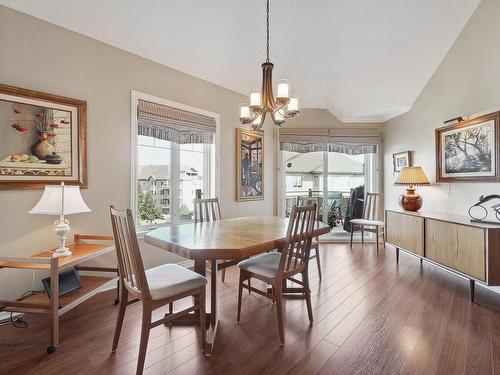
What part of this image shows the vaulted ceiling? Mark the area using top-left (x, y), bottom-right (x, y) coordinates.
top-left (0, 0), bottom-right (480, 122)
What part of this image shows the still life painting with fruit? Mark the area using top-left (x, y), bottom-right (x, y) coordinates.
top-left (0, 84), bottom-right (87, 189)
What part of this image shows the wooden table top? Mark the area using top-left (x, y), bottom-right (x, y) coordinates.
top-left (0, 241), bottom-right (115, 271)
top-left (144, 216), bottom-right (331, 260)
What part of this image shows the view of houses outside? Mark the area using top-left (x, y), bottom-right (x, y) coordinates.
top-left (284, 151), bottom-right (365, 233)
top-left (136, 135), bottom-right (206, 226)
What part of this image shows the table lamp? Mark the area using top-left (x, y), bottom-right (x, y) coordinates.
top-left (29, 182), bottom-right (91, 257)
top-left (394, 166), bottom-right (430, 211)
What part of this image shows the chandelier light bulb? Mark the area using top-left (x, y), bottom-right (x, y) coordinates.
top-left (274, 109), bottom-right (284, 122)
top-left (276, 79), bottom-right (290, 105)
top-left (252, 113), bottom-right (263, 125)
top-left (240, 103), bottom-right (250, 121)
top-left (250, 91), bottom-right (262, 109)
top-left (287, 96), bottom-right (299, 113)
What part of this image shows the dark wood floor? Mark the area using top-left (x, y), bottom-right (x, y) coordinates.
top-left (2, 243), bottom-right (500, 375)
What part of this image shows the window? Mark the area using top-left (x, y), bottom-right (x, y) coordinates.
top-left (132, 92), bottom-right (219, 228)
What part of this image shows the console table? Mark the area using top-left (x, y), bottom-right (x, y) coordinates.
top-left (385, 209), bottom-right (500, 302)
top-left (0, 234), bottom-right (116, 353)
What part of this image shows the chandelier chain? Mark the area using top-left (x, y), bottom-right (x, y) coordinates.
top-left (266, 0), bottom-right (270, 63)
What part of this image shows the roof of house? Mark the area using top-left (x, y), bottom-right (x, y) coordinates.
top-left (138, 165), bottom-right (199, 180)
top-left (285, 152), bottom-right (364, 175)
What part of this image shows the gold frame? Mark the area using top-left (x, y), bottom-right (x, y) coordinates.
top-left (236, 128), bottom-right (264, 201)
top-left (0, 84), bottom-right (87, 189)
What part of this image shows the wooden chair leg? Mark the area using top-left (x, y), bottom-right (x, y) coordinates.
top-left (350, 223), bottom-right (354, 248)
top-left (168, 302), bottom-right (173, 314)
top-left (361, 226), bottom-right (364, 245)
top-left (199, 288), bottom-right (206, 351)
top-left (275, 287), bottom-right (285, 345)
top-left (382, 229), bottom-right (386, 248)
top-left (376, 227), bottom-right (379, 254)
top-left (136, 303), bottom-right (152, 375)
top-left (237, 271), bottom-right (244, 322)
top-left (302, 270), bottom-right (313, 325)
top-left (315, 245), bottom-right (322, 281)
top-left (112, 286), bottom-right (128, 352)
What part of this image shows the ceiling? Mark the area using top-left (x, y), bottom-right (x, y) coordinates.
top-left (0, 0), bottom-right (480, 122)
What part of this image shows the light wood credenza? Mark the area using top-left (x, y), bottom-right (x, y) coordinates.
top-left (385, 209), bottom-right (500, 302)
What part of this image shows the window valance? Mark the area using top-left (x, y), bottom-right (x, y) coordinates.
top-left (137, 99), bottom-right (216, 144)
top-left (327, 128), bottom-right (380, 155)
top-left (279, 128), bottom-right (381, 155)
top-left (279, 128), bottom-right (329, 153)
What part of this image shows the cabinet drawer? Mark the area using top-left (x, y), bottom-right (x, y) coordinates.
top-left (425, 219), bottom-right (485, 281)
top-left (386, 211), bottom-right (424, 256)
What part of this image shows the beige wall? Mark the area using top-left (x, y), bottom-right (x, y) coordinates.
top-left (0, 6), bottom-right (383, 300)
top-left (384, 0), bottom-right (500, 216)
top-left (0, 5), bottom-right (279, 299)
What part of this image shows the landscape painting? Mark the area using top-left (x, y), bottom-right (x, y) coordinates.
top-left (236, 128), bottom-right (263, 201)
top-left (0, 84), bottom-right (87, 189)
top-left (436, 112), bottom-right (500, 182)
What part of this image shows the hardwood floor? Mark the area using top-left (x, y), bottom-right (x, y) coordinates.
top-left (1, 243), bottom-right (500, 374)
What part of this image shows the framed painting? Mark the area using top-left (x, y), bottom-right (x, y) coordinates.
top-left (436, 111), bottom-right (500, 182)
top-left (0, 84), bottom-right (87, 189)
top-left (392, 151), bottom-right (412, 172)
top-left (236, 128), bottom-right (264, 201)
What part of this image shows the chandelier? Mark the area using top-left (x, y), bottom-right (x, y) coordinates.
top-left (239, 0), bottom-right (299, 130)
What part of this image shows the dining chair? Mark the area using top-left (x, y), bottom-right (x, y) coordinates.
top-left (296, 196), bottom-right (322, 281)
top-left (193, 197), bottom-right (229, 283)
top-left (110, 206), bottom-right (207, 375)
top-left (237, 204), bottom-right (316, 345)
top-left (349, 192), bottom-right (385, 253)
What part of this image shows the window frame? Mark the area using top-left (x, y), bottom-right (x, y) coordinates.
top-left (130, 91), bottom-right (220, 232)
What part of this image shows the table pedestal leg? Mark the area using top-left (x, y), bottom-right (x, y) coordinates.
top-left (164, 259), bottom-right (219, 355)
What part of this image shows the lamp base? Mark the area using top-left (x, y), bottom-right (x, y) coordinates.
top-left (53, 216), bottom-right (72, 257)
top-left (399, 187), bottom-right (423, 211)
top-left (53, 247), bottom-right (72, 257)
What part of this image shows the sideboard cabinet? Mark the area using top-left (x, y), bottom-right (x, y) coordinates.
top-left (385, 209), bottom-right (500, 302)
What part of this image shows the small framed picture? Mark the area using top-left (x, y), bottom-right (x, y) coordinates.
top-left (436, 112), bottom-right (500, 182)
top-left (393, 151), bottom-right (412, 172)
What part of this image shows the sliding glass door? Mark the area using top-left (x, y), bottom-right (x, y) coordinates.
top-left (281, 149), bottom-right (377, 241)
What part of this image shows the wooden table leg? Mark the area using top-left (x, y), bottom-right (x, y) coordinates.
top-left (205, 260), bottom-right (219, 355)
top-left (48, 257), bottom-right (59, 354)
top-left (164, 259), bottom-right (219, 355)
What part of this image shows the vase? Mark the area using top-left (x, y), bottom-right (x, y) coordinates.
top-left (31, 135), bottom-right (55, 160)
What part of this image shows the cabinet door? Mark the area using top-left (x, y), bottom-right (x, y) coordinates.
top-left (386, 211), bottom-right (424, 256)
top-left (425, 219), bottom-right (485, 281)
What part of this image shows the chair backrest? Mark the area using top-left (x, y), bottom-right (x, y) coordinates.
top-left (296, 195), bottom-right (321, 239)
top-left (296, 196), bottom-right (320, 221)
top-left (110, 206), bottom-right (150, 299)
top-left (193, 197), bottom-right (222, 223)
top-left (278, 204), bottom-right (316, 279)
top-left (362, 192), bottom-right (384, 221)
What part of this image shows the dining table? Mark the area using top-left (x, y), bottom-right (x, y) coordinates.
top-left (144, 215), bottom-right (330, 355)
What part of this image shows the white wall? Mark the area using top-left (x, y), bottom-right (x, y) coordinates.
top-left (384, 0), bottom-right (500, 215)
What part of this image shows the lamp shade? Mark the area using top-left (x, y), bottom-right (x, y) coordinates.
top-left (394, 167), bottom-right (430, 186)
top-left (29, 183), bottom-right (91, 216)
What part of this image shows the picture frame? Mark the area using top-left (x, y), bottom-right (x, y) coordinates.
top-left (436, 111), bottom-right (500, 182)
top-left (236, 128), bottom-right (264, 201)
top-left (0, 84), bottom-right (87, 189)
top-left (392, 151), bottom-right (412, 172)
